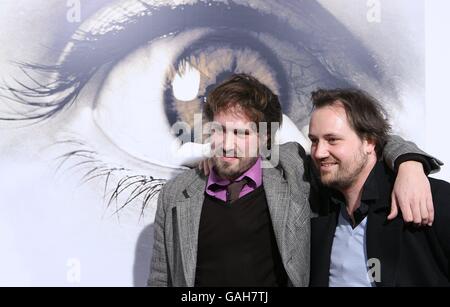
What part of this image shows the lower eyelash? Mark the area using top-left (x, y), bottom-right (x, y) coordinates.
top-left (108, 175), bottom-right (165, 218)
top-left (54, 138), bottom-right (166, 219)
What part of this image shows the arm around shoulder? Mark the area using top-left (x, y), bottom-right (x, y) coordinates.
top-left (383, 135), bottom-right (443, 173)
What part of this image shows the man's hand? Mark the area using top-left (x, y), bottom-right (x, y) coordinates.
top-left (198, 158), bottom-right (214, 177)
top-left (388, 161), bottom-right (434, 226)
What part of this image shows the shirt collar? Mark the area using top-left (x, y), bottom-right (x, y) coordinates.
top-left (329, 161), bottom-right (383, 228)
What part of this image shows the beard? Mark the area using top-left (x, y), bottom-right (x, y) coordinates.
top-left (319, 148), bottom-right (368, 190)
top-left (213, 155), bottom-right (258, 180)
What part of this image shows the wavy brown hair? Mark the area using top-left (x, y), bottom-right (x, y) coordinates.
top-left (311, 88), bottom-right (391, 157)
top-left (204, 74), bottom-right (282, 147)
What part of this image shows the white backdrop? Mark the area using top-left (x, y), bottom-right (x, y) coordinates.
top-left (426, 0), bottom-right (450, 182)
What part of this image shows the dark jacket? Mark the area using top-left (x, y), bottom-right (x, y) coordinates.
top-left (310, 162), bottom-right (450, 287)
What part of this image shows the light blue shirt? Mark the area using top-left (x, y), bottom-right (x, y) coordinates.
top-left (329, 205), bottom-right (374, 287)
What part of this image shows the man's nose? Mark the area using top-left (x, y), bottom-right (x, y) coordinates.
top-left (223, 130), bottom-right (236, 151)
top-left (313, 140), bottom-right (329, 160)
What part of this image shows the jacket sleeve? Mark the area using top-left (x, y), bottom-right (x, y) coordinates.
top-left (383, 135), bottom-right (444, 174)
top-left (148, 187), bottom-right (171, 287)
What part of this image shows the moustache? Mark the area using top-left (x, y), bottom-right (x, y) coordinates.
top-left (316, 158), bottom-right (339, 166)
top-left (212, 148), bottom-right (244, 158)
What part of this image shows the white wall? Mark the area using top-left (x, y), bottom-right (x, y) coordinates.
top-left (426, 0), bottom-right (450, 181)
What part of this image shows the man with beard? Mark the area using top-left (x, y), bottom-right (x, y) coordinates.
top-left (149, 74), bottom-right (441, 287)
top-left (308, 89), bottom-right (450, 286)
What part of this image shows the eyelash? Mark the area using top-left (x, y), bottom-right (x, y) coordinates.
top-left (54, 138), bottom-right (166, 218)
top-left (3, 0), bottom-right (360, 122)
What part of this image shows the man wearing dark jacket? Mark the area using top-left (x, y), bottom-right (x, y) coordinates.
top-left (308, 88), bottom-right (450, 286)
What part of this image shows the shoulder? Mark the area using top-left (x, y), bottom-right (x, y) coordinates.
top-left (430, 176), bottom-right (450, 190)
top-left (277, 142), bottom-right (313, 183)
top-left (159, 168), bottom-right (204, 204)
top-left (278, 142), bottom-right (309, 171)
top-left (279, 142), bottom-right (307, 159)
top-left (429, 177), bottom-right (450, 215)
top-left (429, 177), bottom-right (450, 205)
top-left (428, 177), bottom-right (450, 254)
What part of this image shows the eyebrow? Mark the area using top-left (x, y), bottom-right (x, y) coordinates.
top-left (308, 133), bottom-right (342, 139)
top-left (222, 126), bottom-right (254, 132)
top-left (2, 0), bottom-right (383, 122)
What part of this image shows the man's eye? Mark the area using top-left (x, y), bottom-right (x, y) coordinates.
top-left (328, 138), bottom-right (339, 144)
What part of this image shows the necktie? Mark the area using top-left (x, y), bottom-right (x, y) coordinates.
top-left (226, 178), bottom-right (248, 202)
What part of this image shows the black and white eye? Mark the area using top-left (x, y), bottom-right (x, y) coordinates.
top-left (0, 0), bottom-right (391, 215)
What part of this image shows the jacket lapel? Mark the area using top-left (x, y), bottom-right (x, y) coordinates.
top-left (366, 163), bottom-right (403, 287)
top-left (263, 166), bottom-right (301, 282)
top-left (366, 203), bottom-right (403, 287)
top-left (263, 167), bottom-right (289, 250)
top-left (309, 204), bottom-right (403, 287)
top-left (175, 174), bottom-right (206, 287)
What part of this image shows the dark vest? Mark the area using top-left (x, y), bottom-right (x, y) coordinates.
top-left (194, 186), bottom-right (288, 286)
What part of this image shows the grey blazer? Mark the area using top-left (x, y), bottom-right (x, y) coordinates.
top-left (148, 137), bottom-right (443, 287)
top-left (148, 143), bottom-right (312, 287)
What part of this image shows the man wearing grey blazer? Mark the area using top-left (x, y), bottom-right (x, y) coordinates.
top-left (148, 74), bottom-right (440, 287)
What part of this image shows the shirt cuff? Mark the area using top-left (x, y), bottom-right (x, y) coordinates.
top-left (394, 153), bottom-right (432, 175)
